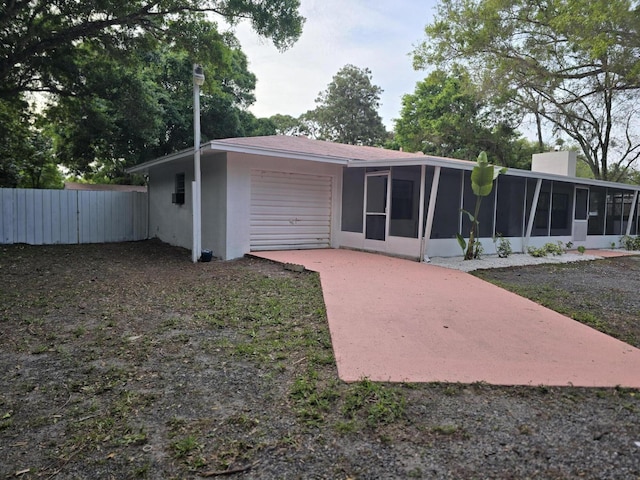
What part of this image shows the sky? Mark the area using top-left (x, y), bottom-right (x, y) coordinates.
top-left (228, 0), bottom-right (439, 130)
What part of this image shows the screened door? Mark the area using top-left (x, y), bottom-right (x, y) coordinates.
top-left (364, 173), bottom-right (389, 241)
top-left (573, 187), bottom-right (589, 241)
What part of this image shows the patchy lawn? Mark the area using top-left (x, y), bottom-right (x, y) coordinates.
top-left (1, 241), bottom-right (639, 479)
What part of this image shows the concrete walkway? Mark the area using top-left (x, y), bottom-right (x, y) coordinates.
top-left (254, 249), bottom-right (640, 387)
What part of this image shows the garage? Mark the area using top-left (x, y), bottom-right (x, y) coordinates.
top-left (250, 170), bottom-right (332, 251)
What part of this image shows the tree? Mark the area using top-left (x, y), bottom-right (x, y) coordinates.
top-left (269, 114), bottom-right (307, 136)
top-left (394, 69), bottom-right (537, 168)
top-left (17, 130), bottom-right (63, 189)
top-left (0, 98), bottom-right (62, 188)
top-left (414, 0), bottom-right (640, 181)
top-left (1, 0), bottom-right (304, 184)
top-left (305, 65), bottom-right (387, 146)
top-left (0, 97), bottom-right (32, 187)
top-left (0, 0), bottom-right (304, 99)
top-left (44, 23), bottom-right (263, 181)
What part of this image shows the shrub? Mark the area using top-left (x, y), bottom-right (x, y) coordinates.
top-left (527, 241), bottom-right (566, 258)
top-left (620, 235), bottom-right (640, 251)
top-left (527, 246), bottom-right (547, 257)
top-left (494, 234), bottom-right (512, 258)
top-left (544, 241), bottom-right (566, 256)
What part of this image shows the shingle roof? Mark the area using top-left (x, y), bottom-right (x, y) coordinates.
top-left (211, 135), bottom-right (426, 162)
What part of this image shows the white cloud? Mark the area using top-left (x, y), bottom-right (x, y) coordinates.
top-left (228, 0), bottom-right (438, 130)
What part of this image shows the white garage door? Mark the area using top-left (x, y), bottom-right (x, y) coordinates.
top-left (250, 170), bottom-right (332, 251)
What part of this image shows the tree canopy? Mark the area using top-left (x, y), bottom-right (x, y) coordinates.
top-left (305, 65), bottom-right (387, 146)
top-left (1, 0), bottom-right (304, 99)
top-left (0, 1), bottom-right (303, 186)
top-left (414, 0), bottom-right (640, 181)
top-left (394, 69), bottom-right (538, 168)
top-left (45, 29), bottom-right (278, 182)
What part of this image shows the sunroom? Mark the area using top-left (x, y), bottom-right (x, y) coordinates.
top-left (339, 151), bottom-right (640, 261)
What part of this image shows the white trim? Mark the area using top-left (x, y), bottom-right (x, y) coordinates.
top-left (417, 165), bottom-right (426, 240)
top-left (208, 140), bottom-right (351, 165)
top-left (627, 191), bottom-right (639, 236)
top-left (421, 166), bottom-right (441, 261)
top-left (525, 178), bottom-right (543, 246)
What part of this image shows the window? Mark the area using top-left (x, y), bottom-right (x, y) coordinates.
top-left (430, 168), bottom-right (462, 239)
top-left (495, 176), bottom-right (526, 237)
top-left (532, 181), bottom-right (551, 236)
top-left (390, 166), bottom-right (421, 238)
top-left (550, 182), bottom-right (573, 236)
top-left (341, 168), bottom-right (365, 232)
top-left (391, 180), bottom-right (413, 220)
top-left (172, 173), bottom-right (185, 204)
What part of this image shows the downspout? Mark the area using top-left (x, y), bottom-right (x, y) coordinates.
top-left (524, 178), bottom-right (542, 250)
top-left (420, 166), bottom-right (441, 262)
top-left (626, 191), bottom-right (638, 236)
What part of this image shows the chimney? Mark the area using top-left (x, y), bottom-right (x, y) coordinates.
top-left (531, 151), bottom-right (577, 177)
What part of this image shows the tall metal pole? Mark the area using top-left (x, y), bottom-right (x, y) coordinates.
top-left (192, 64), bottom-right (204, 263)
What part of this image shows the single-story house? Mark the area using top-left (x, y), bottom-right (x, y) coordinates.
top-left (127, 135), bottom-right (640, 261)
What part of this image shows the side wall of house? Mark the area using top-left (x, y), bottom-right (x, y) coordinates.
top-left (148, 158), bottom-right (194, 250)
top-left (224, 153), bottom-right (344, 260)
top-left (201, 153), bottom-right (227, 258)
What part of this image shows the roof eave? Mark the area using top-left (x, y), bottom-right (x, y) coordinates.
top-left (126, 147), bottom-right (195, 174)
top-left (206, 139), bottom-right (351, 165)
top-left (356, 156), bottom-right (640, 190)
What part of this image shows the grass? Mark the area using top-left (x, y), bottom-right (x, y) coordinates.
top-left (473, 262), bottom-right (640, 348)
top-left (1, 242), bottom-right (639, 479)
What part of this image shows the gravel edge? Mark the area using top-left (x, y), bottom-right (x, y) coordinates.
top-left (427, 252), bottom-right (605, 272)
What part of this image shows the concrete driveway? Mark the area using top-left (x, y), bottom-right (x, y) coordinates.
top-left (254, 249), bottom-right (640, 387)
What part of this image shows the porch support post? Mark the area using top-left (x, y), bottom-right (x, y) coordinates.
top-left (524, 178), bottom-right (542, 249)
top-left (417, 165), bottom-right (426, 240)
top-left (626, 191), bottom-right (638, 236)
top-left (421, 166), bottom-right (441, 262)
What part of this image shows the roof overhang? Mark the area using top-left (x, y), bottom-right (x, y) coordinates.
top-left (127, 147), bottom-right (195, 174)
top-left (127, 140), bottom-right (640, 192)
top-left (357, 156), bottom-right (640, 191)
top-left (127, 138), bottom-right (358, 174)
top-left (206, 138), bottom-right (352, 165)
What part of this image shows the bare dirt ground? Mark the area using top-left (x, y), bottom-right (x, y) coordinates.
top-left (1, 241), bottom-right (639, 479)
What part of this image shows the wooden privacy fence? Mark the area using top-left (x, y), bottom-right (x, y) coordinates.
top-left (0, 188), bottom-right (148, 245)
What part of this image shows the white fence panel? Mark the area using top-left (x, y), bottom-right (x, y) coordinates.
top-left (1, 189), bottom-right (14, 243)
top-left (0, 188), bottom-right (148, 245)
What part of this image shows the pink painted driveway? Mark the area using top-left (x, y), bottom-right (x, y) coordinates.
top-left (254, 249), bottom-right (640, 387)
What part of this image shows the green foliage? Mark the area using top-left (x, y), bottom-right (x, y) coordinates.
top-left (342, 378), bottom-right (406, 427)
top-left (620, 235), bottom-right (640, 251)
top-left (494, 234), bottom-right (512, 258)
top-left (1, 0), bottom-right (304, 99)
top-left (0, 98), bottom-right (63, 189)
top-left (2, 1), bottom-right (304, 182)
top-left (577, 245), bottom-right (586, 254)
top-left (305, 65), bottom-right (387, 146)
top-left (269, 114), bottom-right (308, 136)
top-left (394, 68), bottom-right (536, 168)
top-left (527, 241), bottom-right (566, 257)
top-left (414, 0), bottom-right (640, 181)
top-left (458, 152), bottom-right (507, 260)
top-left (44, 24), bottom-right (268, 180)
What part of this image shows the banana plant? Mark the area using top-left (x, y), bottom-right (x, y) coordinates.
top-left (457, 152), bottom-right (507, 260)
